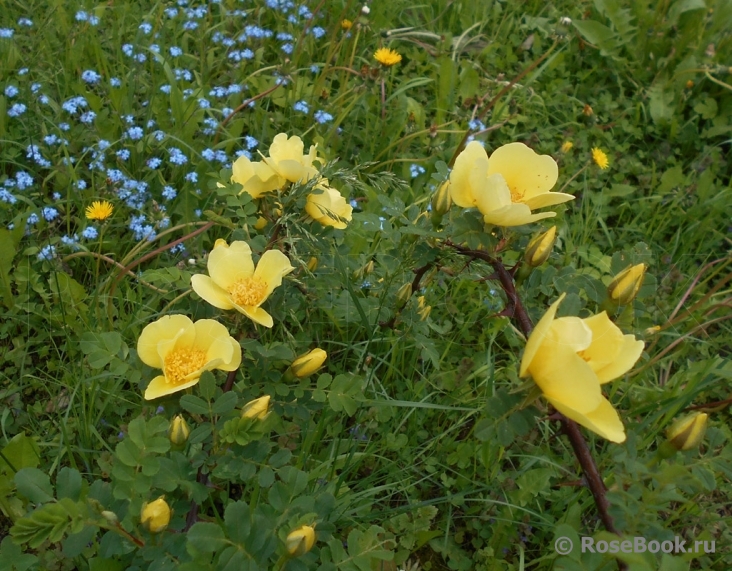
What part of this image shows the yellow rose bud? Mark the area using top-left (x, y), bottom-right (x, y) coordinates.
top-left (561, 141), bottom-right (573, 153)
top-left (290, 349), bottom-right (327, 378)
top-left (417, 296), bottom-right (432, 321)
top-left (254, 216), bottom-right (268, 230)
top-left (307, 257), bottom-right (318, 272)
top-left (608, 263), bottom-right (646, 305)
top-left (524, 226), bottom-right (557, 267)
top-left (241, 395), bottom-right (271, 420)
top-left (431, 181), bottom-right (452, 217)
top-left (140, 497), bottom-right (171, 534)
top-left (286, 525), bottom-right (316, 557)
top-left (396, 283), bottom-right (412, 309)
top-left (169, 415), bottom-right (191, 446)
top-left (666, 412), bottom-right (708, 451)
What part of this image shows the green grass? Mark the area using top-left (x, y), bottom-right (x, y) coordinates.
top-left (1, 0), bottom-right (731, 570)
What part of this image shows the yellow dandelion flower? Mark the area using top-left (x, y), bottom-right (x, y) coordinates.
top-left (374, 47), bottom-right (402, 67)
top-left (341, 19), bottom-right (353, 30)
top-left (560, 141), bottom-right (573, 153)
top-left (591, 147), bottom-right (609, 170)
top-left (85, 200), bottom-right (114, 221)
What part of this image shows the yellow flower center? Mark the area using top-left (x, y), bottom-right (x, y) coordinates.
top-left (510, 187), bottom-right (525, 203)
top-left (229, 276), bottom-right (267, 307)
top-left (164, 348), bottom-right (207, 385)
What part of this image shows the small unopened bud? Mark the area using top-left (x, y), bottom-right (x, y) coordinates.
top-left (416, 296), bottom-right (431, 321)
top-left (667, 412), bottom-right (708, 451)
top-left (431, 181), bottom-right (452, 217)
top-left (286, 525), bottom-right (316, 557)
top-left (140, 497), bottom-right (171, 534)
top-left (307, 257), bottom-right (318, 272)
top-left (254, 216), bottom-right (268, 230)
top-left (395, 282), bottom-right (412, 309)
top-left (361, 5), bottom-right (370, 15)
top-left (101, 510), bottom-right (119, 525)
top-left (169, 415), bottom-right (191, 446)
top-left (290, 349), bottom-right (327, 378)
top-left (241, 395), bottom-right (271, 420)
top-left (524, 226), bottom-right (557, 267)
top-left (608, 263), bottom-right (646, 305)
top-left (560, 16), bottom-right (572, 25)
top-left (364, 260), bottom-right (375, 275)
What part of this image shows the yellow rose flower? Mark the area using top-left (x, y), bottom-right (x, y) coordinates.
top-left (230, 154), bottom-right (284, 198)
top-left (305, 185), bottom-right (353, 229)
top-left (520, 293), bottom-right (645, 442)
top-left (241, 395), bottom-right (271, 420)
top-left (138, 315), bottom-right (242, 400)
top-left (666, 412), bottom-right (708, 451)
top-left (450, 142), bottom-right (574, 227)
top-left (264, 133), bottom-right (320, 184)
top-left (286, 525), bottom-right (316, 556)
top-left (140, 497), bottom-right (171, 533)
top-left (607, 263), bottom-right (646, 305)
top-left (289, 348), bottom-right (327, 378)
top-left (190, 240), bottom-right (294, 328)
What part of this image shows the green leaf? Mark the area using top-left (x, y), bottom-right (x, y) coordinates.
top-left (180, 395), bottom-right (210, 414)
top-left (224, 501), bottom-right (251, 545)
top-left (212, 392), bottom-right (238, 414)
top-left (186, 522), bottom-right (227, 553)
top-left (0, 535), bottom-right (37, 571)
top-left (198, 370), bottom-right (217, 401)
top-left (115, 439), bottom-right (141, 467)
top-left (1, 433), bottom-right (40, 474)
top-left (0, 229), bottom-right (16, 309)
top-left (14, 468), bottom-right (54, 503)
top-left (648, 82), bottom-right (675, 125)
top-left (56, 467), bottom-right (82, 501)
top-left (572, 20), bottom-right (615, 50)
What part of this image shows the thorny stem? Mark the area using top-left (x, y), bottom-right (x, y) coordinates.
top-left (446, 240), bottom-right (625, 560)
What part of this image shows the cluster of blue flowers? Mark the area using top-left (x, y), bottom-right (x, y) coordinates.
top-left (4, 0), bottom-right (340, 257)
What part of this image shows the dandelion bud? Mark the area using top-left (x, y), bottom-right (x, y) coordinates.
top-left (241, 395), bottom-right (271, 420)
top-left (307, 257), bottom-right (318, 272)
top-left (608, 263), bottom-right (646, 305)
top-left (667, 413), bottom-right (708, 451)
top-left (396, 282), bottom-right (412, 309)
top-left (101, 510), bottom-right (119, 525)
top-left (140, 497), bottom-right (171, 534)
top-left (286, 525), bottom-right (316, 557)
top-left (290, 349), bottom-right (327, 378)
top-left (169, 415), bottom-right (191, 446)
top-left (431, 181), bottom-right (452, 217)
top-left (524, 226), bottom-right (557, 267)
